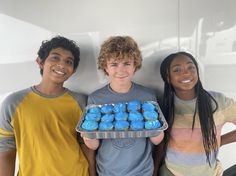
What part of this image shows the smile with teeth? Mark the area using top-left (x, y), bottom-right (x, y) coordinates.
top-left (54, 70), bottom-right (66, 75)
top-left (181, 79), bottom-right (191, 83)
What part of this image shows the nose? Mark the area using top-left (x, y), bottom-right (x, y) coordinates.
top-left (182, 68), bottom-right (189, 75)
top-left (56, 61), bottom-right (65, 68)
top-left (117, 64), bottom-right (126, 72)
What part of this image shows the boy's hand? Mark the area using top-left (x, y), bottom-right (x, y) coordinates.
top-left (80, 132), bottom-right (100, 150)
top-left (150, 131), bottom-right (164, 145)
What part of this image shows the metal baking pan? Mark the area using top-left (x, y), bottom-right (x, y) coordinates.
top-left (76, 101), bottom-right (168, 139)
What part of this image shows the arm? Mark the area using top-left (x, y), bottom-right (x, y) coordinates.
top-left (150, 131), bottom-right (164, 145)
top-left (221, 129), bottom-right (236, 146)
top-left (0, 150), bottom-right (16, 176)
top-left (153, 142), bottom-right (165, 176)
top-left (80, 143), bottom-right (97, 176)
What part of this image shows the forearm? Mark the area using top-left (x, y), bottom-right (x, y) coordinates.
top-left (80, 144), bottom-right (97, 176)
top-left (0, 150), bottom-right (16, 176)
top-left (221, 129), bottom-right (236, 146)
top-left (153, 142), bottom-right (165, 176)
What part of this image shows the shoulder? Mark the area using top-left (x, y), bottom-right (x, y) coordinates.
top-left (132, 83), bottom-right (157, 101)
top-left (66, 89), bottom-right (87, 109)
top-left (208, 90), bottom-right (235, 110)
top-left (0, 88), bottom-right (31, 121)
top-left (1, 88), bottom-right (31, 108)
top-left (89, 85), bottom-right (108, 96)
top-left (134, 83), bottom-right (154, 91)
top-left (133, 83), bottom-right (156, 95)
top-left (87, 85), bottom-right (108, 104)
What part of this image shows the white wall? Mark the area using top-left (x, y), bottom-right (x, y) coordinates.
top-left (0, 0), bottom-right (235, 174)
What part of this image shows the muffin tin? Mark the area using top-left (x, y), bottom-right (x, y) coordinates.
top-left (76, 101), bottom-right (168, 139)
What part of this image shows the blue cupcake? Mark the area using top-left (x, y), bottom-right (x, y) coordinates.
top-left (143, 110), bottom-right (158, 120)
top-left (128, 111), bottom-right (144, 121)
top-left (142, 102), bottom-right (156, 111)
top-left (127, 100), bottom-right (141, 112)
top-left (101, 114), bottom-right (114, 122)
top-left (101, 104), bottom-right (114, 114)
top-left (99, 122), bottom-right (114, 131)
top-left (84, 112), bottom-right (101, 121)
top-left (144, 120), bottom-right (161, 129)
top-left (88, 106), bottom-right (101, 113)
top-left (81, 120), bottom-right (98, 131)
top-left (113, 102), bottom-right (126, 113)
top-left (115, 112), bottom-right (128, 121)
top-left (130, 121), bottom-right (144, 130)
top-left (114, 120), bottom-right (129, 130)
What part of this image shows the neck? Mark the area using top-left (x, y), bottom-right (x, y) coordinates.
top-left (175, 89), bottom-right (196, 100)
top-left (109, 82), bottom-right (133, 93)
top-left (35, 82), bottom-right (65, 96)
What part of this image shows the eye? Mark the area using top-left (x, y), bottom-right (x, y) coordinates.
top-left (65, 59), bottom-right (74, 66)
top-left (110, 63), bottom-right (118, 67)
top-left (172, 67), bottom-right (182, 73)
top-left (124, 62), bottom-right (131, 66)
top-left (188, 65), bottom-right (196, 70)
top-left (50, 55), bottom-right (60, 60)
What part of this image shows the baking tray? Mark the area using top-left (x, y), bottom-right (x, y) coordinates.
top-left (76, 101), bottom-right (168, 139)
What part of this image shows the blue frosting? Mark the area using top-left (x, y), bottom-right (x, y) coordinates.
top-left (88, 106), bottom-right (101, 113)
top-left (143, 110), bottom-right (158, 120)
top-left (113, 102), bottom-right (126, 113)
top-left (142, 102), bottom-right (156, 111)
top-left (127, 100), bottom-right (141, 111)
top-left (99, 122), bottom-right (114, 130)
top-left (128, 111), bottom-right (143, 121)
top-left (114, 112), bottom-right (128, 121)
top-left (144, 120), bottom-right (161, 129)
top-left (114, 120), bottom-right (129, 130)
top-left (81, 120), bottom-right (98, 131)
top-left (130, 121), bottom-right (144, 130)
top-left (101, 104), bottom-right (114, 114)
top-left (85, 112), bottom-right (101, 121)
top-left (101, 114), bottom-right (114, 122)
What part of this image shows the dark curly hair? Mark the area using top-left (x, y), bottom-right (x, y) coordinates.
top-left (37, 36), bottom-right (80, 75)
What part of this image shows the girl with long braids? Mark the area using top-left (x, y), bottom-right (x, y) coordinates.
top-left (155, 51), bottom-right (236, 176)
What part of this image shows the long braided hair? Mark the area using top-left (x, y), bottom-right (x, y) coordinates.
top-left (160, 51), bottom-right (218, 165)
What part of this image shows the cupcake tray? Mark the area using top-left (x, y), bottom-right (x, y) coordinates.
top-left (76, 101), bottom-right (168, 139)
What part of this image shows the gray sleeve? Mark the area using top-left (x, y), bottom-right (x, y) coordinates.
top-left (68, 91), bottom-right (88, 110)
top-left (0, 88), bottom-right (30, 152)
top-left (87, 95), bottom-right (95, 105)
top-left (0, 94), bottom-right (16, 152)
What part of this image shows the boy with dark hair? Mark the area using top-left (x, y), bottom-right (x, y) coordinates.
top-left (0, 36), bottom-right (95, 176)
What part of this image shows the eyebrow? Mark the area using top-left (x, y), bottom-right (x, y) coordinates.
top-left (171, 61), bottom-right (194, 67)
top-left (50, 52), bottom-right (74, 60)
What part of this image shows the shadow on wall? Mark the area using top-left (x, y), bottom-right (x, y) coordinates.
top-left (133, 48), bottom-right (178, 99)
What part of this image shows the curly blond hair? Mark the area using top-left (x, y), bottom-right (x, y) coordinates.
top-left (97, 36), bottom-right (142, 75)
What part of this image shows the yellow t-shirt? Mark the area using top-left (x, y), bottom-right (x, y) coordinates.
top-left (0, 87), bottom-right (89, 176)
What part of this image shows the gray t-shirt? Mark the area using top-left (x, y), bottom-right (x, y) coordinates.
top-left (88, 83), bottom-right (157, 176)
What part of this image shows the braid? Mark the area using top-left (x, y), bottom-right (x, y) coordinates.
top-left (160, 51), bottom-right (219, 166)
top-left (160, 54), bottom-right (176, 158)
top-left (195, 81), bottom-right (218, 165)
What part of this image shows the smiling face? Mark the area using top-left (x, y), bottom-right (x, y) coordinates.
top-left (169, 54), bottom-right (198, 99)
top-left (105, 57), bottom-right (136, 89)
top-left (38, 48), bottom-right (75, 86)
